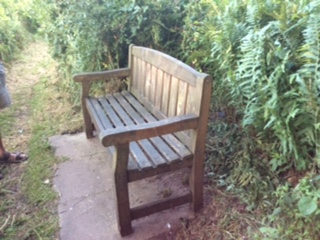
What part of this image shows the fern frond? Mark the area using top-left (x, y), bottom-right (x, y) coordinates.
top-left (300, 12), bottom-right (320, 81)
top-left (246, 3), bottom-right (259, 27)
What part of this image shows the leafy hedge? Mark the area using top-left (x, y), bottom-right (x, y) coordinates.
top-left (0, 0), bottom-right (27, 62)
top-left (183, 0), bottom-right (320, 174)
top-left (182, 0), bottom-right (320, 238)
top-left (0, 0), bottom-right (50, 62)
top-left (47, 0), bottom-right (188, 76)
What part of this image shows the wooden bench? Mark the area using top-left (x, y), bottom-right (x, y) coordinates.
top-left (73, 44), bottom-right (212, 236)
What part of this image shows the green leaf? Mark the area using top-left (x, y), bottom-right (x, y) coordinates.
top-left (298, 196), bottom-right (318, 216)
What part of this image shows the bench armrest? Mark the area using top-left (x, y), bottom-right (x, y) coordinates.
top-left (99, 113), bottom-right (199, 147)
top-left (73, 68), bottom-right (130, 82)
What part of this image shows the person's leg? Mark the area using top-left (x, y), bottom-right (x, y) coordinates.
top-left (0, 134), bottom-right (4, 179)
top-left (0, 133), bottom-right (28, 163)
top-left (0, 63), bottom-right (27, 180)
top-left (0, 133), bottom-right (7, 157)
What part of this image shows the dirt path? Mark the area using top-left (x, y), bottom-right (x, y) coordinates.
top-left (1, 41), bottom-right (56, 176)
top-left (0, 41), bottom-right (63, 239)
top-left (5, 41), bottom-right (56, 153)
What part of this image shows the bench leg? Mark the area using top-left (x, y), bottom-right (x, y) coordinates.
top-left (82, 107), bottom-right (94, 139)
top-left (190, 156), bottom-right (204, 212)
top-left (113, 143), bottom-right (133, 236)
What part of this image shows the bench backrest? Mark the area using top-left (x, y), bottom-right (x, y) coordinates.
top-left (128, 45), bottom-right (212, 149)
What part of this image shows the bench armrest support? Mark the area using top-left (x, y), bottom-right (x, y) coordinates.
top-left (73, 68), bottom-right (130, 82)
top-left (99, 113), bottom-right (199, 147)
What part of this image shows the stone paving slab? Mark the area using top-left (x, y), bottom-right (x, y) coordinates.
top-left (50, 133), bottom-right (193, 240)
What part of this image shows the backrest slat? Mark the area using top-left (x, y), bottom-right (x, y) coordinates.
top-left (128, 44), bottom-right (211, 149)
top-left (161, 72), bottom-right (171, 116)
top-left (168, 76), bottom-right (179, 117)
top-left (144, 62), bottom-right (151, 102)
top-left (177, 80), bottom-right (188, 116)
top-left (131, 46), bottom-right (198, 87)
top-left (155, 68), bottom-right (164, 111)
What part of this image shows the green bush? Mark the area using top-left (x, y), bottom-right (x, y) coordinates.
top-left (257, 174), bottom-right (320, 239)
top-left (183, 0), bottom-right (319, 176)
top-left (44, 0), bottom-right (189, 104)
top-left (182, 0), bottom-right (320, 237)
top-left (0, 0), bottom-right (51, 62)
top-left (46, 0), bottom-right (188, 82)
top-left (0, 0), bottom-right (28, 62)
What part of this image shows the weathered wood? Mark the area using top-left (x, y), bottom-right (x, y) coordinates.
top-left (128, 44), bottom-right (134, 91)
top-left (150, 65), bottom-right (157, 105)
top-left (131, 56), bottom-right (139, 92)
top-left (73, 68), bottom-right (130, 82)
top-left (155, 68), bottom-right (164, 111)
top-left (122, 92), bottom-right (192, 159)
top-left (168, 76), bottom-right (179, 117)
top-left (108, 146), bottom-right (138, 172)
top-left (99, 113), bottom-right (199, 147)
top-left (82, 82), bottom-right (94, 138)
top-left (86, 98), bottom-right (112, 132)
top-left (145, 63), bottom-right (152, 102)
top-left (132, 47), bottom-right (198, 86)
top-left (139, 60), bottom-right (146, 97)
top-left (161, 72), bottom-right (171, 116)
top-left (190, 75), bottom-right (212, 211)
top-left (74, 44), bottom-right (212, 237)
top-left (104, 95), bottom-right (153, 170)
top-left (128, 154), bottom-right (193, 182)
top-left (131, 193), bottom-right (192, 220)
top-left (177, 80), bottom-right (188, 116)
top-left (113, 93), bottom-right (167, 167)
top-left (113, 143), bottom-right (133, 236)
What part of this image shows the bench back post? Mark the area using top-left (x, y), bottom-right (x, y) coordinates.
top-left (127, 44), bottom-right (135, 92)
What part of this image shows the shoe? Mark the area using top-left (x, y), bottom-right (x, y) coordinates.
top-left (0, 152), bottom-right (28, 163)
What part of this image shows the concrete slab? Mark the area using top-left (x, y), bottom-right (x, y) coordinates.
top-left (50, 133), bottom-right (193, 240)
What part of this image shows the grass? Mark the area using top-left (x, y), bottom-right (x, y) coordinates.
top-left (0, 41), bottom-right (83, 239)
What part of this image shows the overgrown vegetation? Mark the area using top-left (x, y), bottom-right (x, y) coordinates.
top-left (1, 0), bottom-right (320, 238)
top-left (45, 0), bottom-right (189, 101)
top-left (0, 0), bottom-right (50, 62)
top-left (182, 0), bottom-right (320, 238)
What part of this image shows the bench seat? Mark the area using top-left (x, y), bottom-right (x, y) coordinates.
top-left (86, 91), bottom-right (194, 182)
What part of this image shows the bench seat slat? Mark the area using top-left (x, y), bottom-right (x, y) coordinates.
top-left (88, 98), bottom-right (139, 170)
top-left (128, 142), bottom-right (153, 170)
top-left (88, 92), bottom-right (194, 172)
top-left (99, 97), bottom-right (124, 127)
top-left (104, 94), bottom-right (156, 170)
top-left (113, 92), bottom-right (175, 166)
top-left (100, 95), bottom-right (152, 170)
top-left (105, 95), bottom-right (134, 126)
top-left (108, 146), bottom-right (139, 171)
top-left (113, 93), bottom-right (179, 167)
top-left (86, 97), bottom-right (112, 131)
top-left (122, 92), bottom-right (192, 158)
